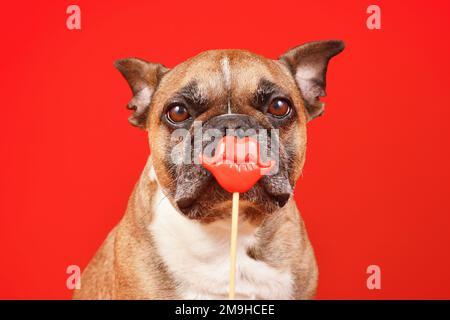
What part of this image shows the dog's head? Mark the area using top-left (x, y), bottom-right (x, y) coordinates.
top-left (115, 41), bottom-right (344, 222)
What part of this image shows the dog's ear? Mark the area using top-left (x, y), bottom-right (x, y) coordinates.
top-left (279, 40), bottom-right (344, 120)
top-left (114, 58), bottom-right (169, 128)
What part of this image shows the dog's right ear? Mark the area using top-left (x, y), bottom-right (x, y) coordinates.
top-left (279, 40), bottom-right (345, 121)
top-left (114, 58), bottom-right (169, 128)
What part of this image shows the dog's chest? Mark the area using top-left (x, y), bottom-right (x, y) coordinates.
top-left (149, 189), bottom-right (293, 300)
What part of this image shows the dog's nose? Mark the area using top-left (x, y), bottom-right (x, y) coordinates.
top-left (202, 114), bottom-right (264, 136)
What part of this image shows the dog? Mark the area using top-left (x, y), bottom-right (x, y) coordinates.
top-left (73, 40), bottom-right (344, 299)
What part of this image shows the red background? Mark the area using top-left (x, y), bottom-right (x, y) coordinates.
top-left (1, 0), bottom-right (450, 299)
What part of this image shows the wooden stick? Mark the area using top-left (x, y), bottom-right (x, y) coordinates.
top-left (228, 192), bottom-right (240, 299)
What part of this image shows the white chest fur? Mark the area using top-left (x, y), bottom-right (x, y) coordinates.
top-left (149, 186), bottom-right (294, 300)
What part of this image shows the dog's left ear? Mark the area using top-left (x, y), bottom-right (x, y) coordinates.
top-left (279, 40), bottom-right (345, 120)
top-left (115, 58), bottom-right (169, 128)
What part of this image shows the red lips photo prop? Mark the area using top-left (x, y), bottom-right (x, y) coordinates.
top-left (199, 136), bottom-right (276, 193)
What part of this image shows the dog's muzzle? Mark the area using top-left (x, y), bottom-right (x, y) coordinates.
top-left (173, 114), bottom-right (293, 210)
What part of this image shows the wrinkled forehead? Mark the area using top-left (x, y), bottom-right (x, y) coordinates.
top-left (157, 50), bottom-right (295, 103)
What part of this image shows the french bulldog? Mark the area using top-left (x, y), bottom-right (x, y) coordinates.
top-left (73, 40), bottom-right (344, 300)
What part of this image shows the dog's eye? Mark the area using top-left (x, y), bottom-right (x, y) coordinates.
top-left (267, 98), bottom-right (291, 117)
top-left (166, 104), bottom-right (190, 123)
